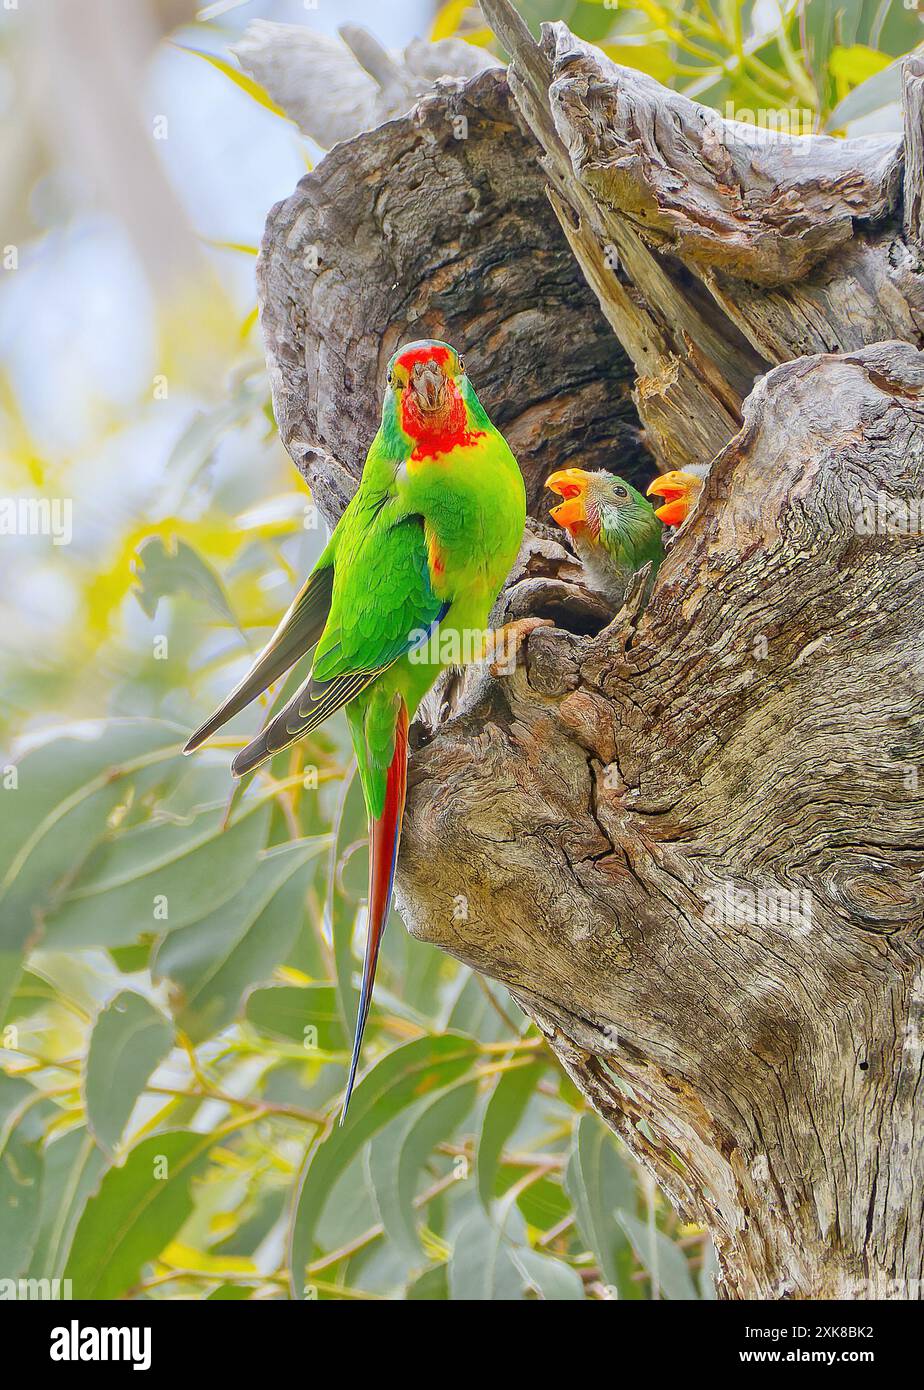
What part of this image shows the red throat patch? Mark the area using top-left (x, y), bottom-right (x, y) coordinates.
top-left (400, 378), bottom-right (485, 461)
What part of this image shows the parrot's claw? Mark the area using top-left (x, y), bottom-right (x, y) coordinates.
top-left (486, 617), bottom-right (553, 676)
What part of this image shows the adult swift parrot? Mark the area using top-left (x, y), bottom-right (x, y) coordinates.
top-left (185, 341), bottom-right (526, 1120)
top-left (545, 468), bottom-right (663, 606)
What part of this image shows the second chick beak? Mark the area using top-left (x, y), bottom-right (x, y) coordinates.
top-left (646, 471), bottom-right (695, 527)
top-left (412, 360), bottom-right (446, 413)
top-left (546, 468), bottom-right (591, 534)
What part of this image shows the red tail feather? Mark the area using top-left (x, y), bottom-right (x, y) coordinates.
top-left (340, 700), bottom-right (409, 1123)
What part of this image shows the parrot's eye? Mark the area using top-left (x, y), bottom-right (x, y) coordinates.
top-left (614, 485), bottom-right (628, 498)
top-left (387, 371), bottom-right (394, 387)
top-left (458, 357), bottom-right (465, 373)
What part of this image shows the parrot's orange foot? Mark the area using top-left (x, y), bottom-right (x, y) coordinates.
top-left (486, 617), bottom-right (553, 676)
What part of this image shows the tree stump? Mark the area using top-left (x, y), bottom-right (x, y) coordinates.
top-left (258, 3), bottom-right (924, 1298)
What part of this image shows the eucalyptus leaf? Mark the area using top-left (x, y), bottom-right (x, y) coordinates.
top-left (406, 1262), bottom-right (449, 1299)
top-left (564, 1113), bottom-right (635, 1293)
top-left (700, 1233), bottom-right (720, 1299)
top-left (513, 1247), bottom-right (585, 1300)
top-left (27, 1127), bottom-right (107, 1280)
top-left (368, 1077), bottom-right (478, 1255)
top-left (64, 1130), bottom-right (215, 1299)
top-left (288, 1033), bottom-right (479, 1295)
top-left (615, 1208), bottom-right (698, 1301)
top-left (0, 1075), bottom-right (45, 1278)
top-left (133, 535), bottom-right (237, 626)
top-left (153, 838), bottom-right (326, 1043)
top-left (825, 49), bottom-right (911, 128)
top-left (84, 991), bottom-right (174, 1155)
top-left (244, 981), bottom-right (346, 1052)
top-left (0, 720), bottom-right (184, 1017)
top-left (477, 1056), bottom-right (546, 1208)
top-left (43, 797), bottom-right (271, 949)
top-left (447, 1206), bottom-right (525, 1300)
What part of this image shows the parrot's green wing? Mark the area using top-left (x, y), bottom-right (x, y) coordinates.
top-left (184, 558), bottom-right (335, 753)
top-left (231, 510), bottom-right (446, 777)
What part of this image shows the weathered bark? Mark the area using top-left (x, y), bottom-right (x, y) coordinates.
top-left (258, 6), bottom-right (924, 1298)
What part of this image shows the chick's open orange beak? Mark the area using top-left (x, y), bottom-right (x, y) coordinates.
top-left (646, 471), bottom-right (698, 527)
top-left (546, 468), bottom-right (591, 534)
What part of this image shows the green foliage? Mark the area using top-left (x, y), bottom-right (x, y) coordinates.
top-left (85, 992), bottom-right (173, 1154)
top-left (64, 1131), bottom-right (218, 1299)
top-left (133, 536), bottom-right (237, 628)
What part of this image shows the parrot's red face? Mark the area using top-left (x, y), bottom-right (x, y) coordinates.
top-left (387, 341), bottom-right (479, 460)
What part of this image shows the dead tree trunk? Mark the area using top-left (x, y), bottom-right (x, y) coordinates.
top-left (257, 4), bottom-right (924, 1299)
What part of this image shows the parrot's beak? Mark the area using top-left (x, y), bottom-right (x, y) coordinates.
top-left (546, 468), bottom-right (591, 534)
top-left (411, 360), bottom-right (447, 413)
top-left (646, 471), bottom-right (698, 526)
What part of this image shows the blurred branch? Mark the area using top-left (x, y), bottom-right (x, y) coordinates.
top-left (34, 0), bottom-right (214, 296)
top-left (231, 18), bottom-right (501, 147)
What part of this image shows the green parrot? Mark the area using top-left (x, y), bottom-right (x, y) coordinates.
top-left (545, 468), bottom-right (664, 607)
top-left (185, 340), bottom-right (526, 1118)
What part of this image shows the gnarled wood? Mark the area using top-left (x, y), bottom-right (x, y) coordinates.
top-left (483, 4), bottom-right (924, 467)
top-left (233, 19), bottom-right (500, 149)
top-left (546, 29), bottom-right (901, 286)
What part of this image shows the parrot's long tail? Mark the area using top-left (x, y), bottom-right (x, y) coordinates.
top-left (340, 699), bottom-right (409, 1124)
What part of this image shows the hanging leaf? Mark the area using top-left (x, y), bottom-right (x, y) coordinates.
top-left (825, 51), bottom-right (907, 128)
top-left (512, 1246), bottom-right (585, 1300)
top-left (700, 1233), bottom-right (720, 1299)
top-left (288, 1034), bottom-right (479, 1295)
top-left (153, 839), bottom-right (327, 1044)
top-left (244, 981), bottom-right (346, 1052)
top-left (564, 1113), bottom-right (636, 1293)
top-left (0, 720), bottom-right (184, 1019)
top-left (0, 1076), bottom-right (46, 1278)
top-left (84, 992), bottom-right (174, 1155)
top-left (132, 535), bottom-right (237, 626)
top-left (27, 1127), bottom-right (107, 1280)
top-left (447, 1206), bottom-right (526, 1300)
top-left (325, 764), bottom-right (366, 1043)
top-left (615, 1208), bottom-right (698, 1300)
top-left (368, 1077), bottom-right (478, 1255)
top-left (64, 1130), bottom-right (216, 1299)
top-left (476, 1056), bottom-right (546, 1207)
top-left (43, 794), bottom-right (271, 950)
